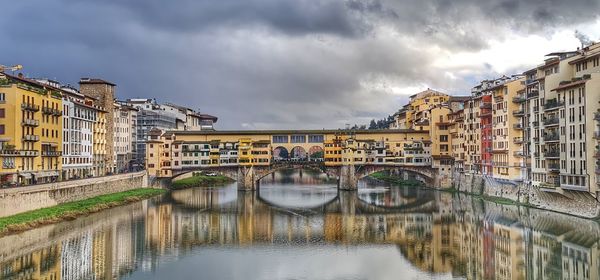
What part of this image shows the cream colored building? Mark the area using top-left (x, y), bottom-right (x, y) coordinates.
top-left (524, 42), bottom-right (600, 197)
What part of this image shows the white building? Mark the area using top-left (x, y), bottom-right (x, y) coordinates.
top-left (113, 102), bottom-right (137, 173)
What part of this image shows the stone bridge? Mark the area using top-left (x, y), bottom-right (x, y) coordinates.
top-left (169, 162), bottom-right (446, 191)
top-left (169, 187), bottom-right (439, 216)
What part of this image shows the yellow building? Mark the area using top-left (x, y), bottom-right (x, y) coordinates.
top-left (428, 106), bottom-right (453, 168)
top-left (491, 77), bottom-right (526, 181)
top-left (0, 73), bottom-right (62, 185)
top-left (449, 109), bottom-right (465, 172)
top-left (148, 129), bottom-right (433, 177)
top-left (407, 89), bottom-right (450, 129)
top-left (93, 108), bottom-right (108, 176)
top-left (324, 135), bottom-right (344, 166)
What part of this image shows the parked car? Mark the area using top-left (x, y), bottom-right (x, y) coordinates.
top-left (206, 172), bottom-right (218, 177)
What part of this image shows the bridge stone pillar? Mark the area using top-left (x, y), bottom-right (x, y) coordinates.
top-left (338, 190), bottom-right (358, 215)
top-left (338, 165), bottom-right (357, 191)
top-left (237, 166), bottom-right (257, 191)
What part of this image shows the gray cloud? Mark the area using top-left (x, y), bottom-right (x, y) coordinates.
top-left (0, 0), bottom-right (599, 129)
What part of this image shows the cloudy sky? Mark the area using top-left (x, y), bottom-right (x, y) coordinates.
top-left (1, 0), bottom-right (600, 129)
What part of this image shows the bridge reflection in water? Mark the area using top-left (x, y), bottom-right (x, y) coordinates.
top-left (0, 170), bottom-right (599, 280)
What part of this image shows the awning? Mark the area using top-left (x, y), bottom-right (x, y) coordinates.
top-left (18, 173), bottom-right (32, 179)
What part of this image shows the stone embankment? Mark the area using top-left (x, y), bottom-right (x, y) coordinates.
top-left (452, 171), bottom-right (600, 219)
top-left (0, 171), bottom-right (148, 218)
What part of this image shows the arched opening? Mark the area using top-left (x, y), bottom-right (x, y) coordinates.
top-left (308, 146), bottom-right (324, 162)
top-left (290, 146), bottom-right (307, 161)
top-left (273, 146), bottom-right (290, 161)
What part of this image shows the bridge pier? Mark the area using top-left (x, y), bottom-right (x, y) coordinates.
top-left (237, 166), bottom-right (257, 191)
top-left (338, 165), bottom-right (358, 191)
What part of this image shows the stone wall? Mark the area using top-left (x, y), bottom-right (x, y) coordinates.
top-left (0, 171), bottom-right (148, 218)
top-left (452, 171), bottom-right (600, 219)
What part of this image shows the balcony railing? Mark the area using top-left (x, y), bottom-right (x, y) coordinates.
top-left (23, 134), bottom-right (40, 142)
top-left (43, 107), bottom-right (63, 116)
top-left (544, 134), bottom-right (559, 142)
top-left (532, 121), bottom-right (539, 127)
top-left (543, 117), bottom-right (559, 126)
top-left (42, 151), bottom-right (62, 157)
top-left (0, 149), bottom-right (39, 157)
top-left (595, 132), bottom-right (600, 140)
top-left (21, 103), bottom-right (40, 112)
top-left (544, 100), bottom-right (564, 111)
top-left (595, 112), bottom-right (600, 121)
top-left (513, 137), bottom-right (523, 144)
top-left (513, 124), bottom-right (523, 130)
top-left (533, 106), bottom-right (539, 112)
top-left (513, 151), bottom-right (525, 157)
top-left (527, 90), bottom-right (539, 99)
top-left (512, 96), bottom-right (526, 103)
top-left (479, 103), bottom-right (492, 109)
top-left (512, 109), bottom-right (525, 116)
top-left (21, 119), bottom-right (40, 127)
top-left (544, 150), bottom-right (560, 158)
top-left (548, 163), bottom-right (560, 172)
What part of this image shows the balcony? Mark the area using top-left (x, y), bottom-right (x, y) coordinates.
top-left (533, 106), bottom-right (539, 113)
top-left (544, 150), bottom-right (560, 158)
top-left (595, 132), bottom-right (600, 140)
top-left (21, 103), bottom-right (40, 112)
top-left (479, 103), bottom-right (492, 109)
top-left (548, 163), bottom-right (560, 172)
top-left (42, 151), bottom-right (62, 157)
top-left (513, 151), bottom-right (525, 157)
top-left (480, 110), bottom-right (492, 117)
top-left (23, 134), bottom-right (40, 142)
top-left (0, 149), bottom-right (40, 157)
top-left (513, 137), bottom-right (523, 144)
top-left (543, 133), bottom-right (559, 142)
top-left (42, 107), bottom-right (62, 116)
top-left (532, 121), bottom-right (539, 127)
top-left (543, 117), bottom-right (559, 126)
top-left (527, 90), bottom-right (539, 99)
top-left (21, 118), bottom-right (40, 127)
top-left (512, 109), bottom-right (525, 117)
top-left (512, 96), bottom-right (526, 103)
top-left (513, 123), bottom-right (523, 130)
top-left (544, 100), bottom-right (564, 111)
top-left (595, 112), bottom-right (600, 121)
top-left (534, 152), bottom-right (540, 157)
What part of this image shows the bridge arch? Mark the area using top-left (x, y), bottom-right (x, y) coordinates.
top-left (308, 146), bottom-right (324, 161)
top-left (273, 146), bottom-right (290, 160)
top-left (355, 165), bottom-right (437, 187)
top-left (290, 146), bottom-right (307, 160)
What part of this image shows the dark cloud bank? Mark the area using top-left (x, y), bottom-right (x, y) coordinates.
top-left (1, 0), bottom-right (599, 129)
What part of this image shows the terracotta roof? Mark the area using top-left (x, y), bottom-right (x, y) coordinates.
top-left (79, 78), bottom-right (116, 86)
top-left (166, 128), bottom-right (426, 136)
top-left (449, 96), bottom-right (471, 102)
top-left (552, 79), bottom-right (588, 91)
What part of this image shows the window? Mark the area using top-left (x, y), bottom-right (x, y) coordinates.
top-left (308, 134), bottom-right (324, 143)
top-left (272, 135), bottom-right (288, 143)
top-left (291, 135), bottom-right (306, 143)
top-left (0, 108), bottom-right (5, 118)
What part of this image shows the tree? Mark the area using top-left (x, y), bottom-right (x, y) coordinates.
top-left (369, 119), bottom-right (377, 129)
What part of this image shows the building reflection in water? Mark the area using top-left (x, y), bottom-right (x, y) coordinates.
top-left (0, 169), bottom-right (599, 280)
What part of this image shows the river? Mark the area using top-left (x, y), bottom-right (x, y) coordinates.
top-left (0, 169), bottom-right (599, 280)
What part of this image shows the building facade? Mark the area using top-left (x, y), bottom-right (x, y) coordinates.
top-left (0, 73), bottom-right (62, 185)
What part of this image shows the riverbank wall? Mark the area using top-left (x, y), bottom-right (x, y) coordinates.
top-left (452, 171), bottom-right (600, 219)
top-left (0, 171), bottom-right (148, 218)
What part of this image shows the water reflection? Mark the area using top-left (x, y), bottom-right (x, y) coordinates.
top-left (0, 169), bottom-right (599, 280)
